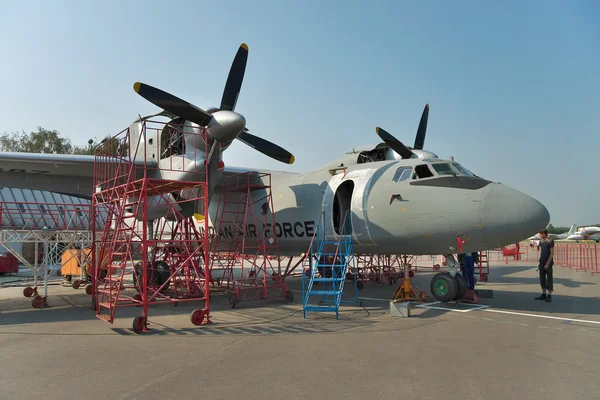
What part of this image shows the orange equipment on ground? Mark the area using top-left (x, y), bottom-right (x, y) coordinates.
top-left (61, 248), bottom-right (111, 291)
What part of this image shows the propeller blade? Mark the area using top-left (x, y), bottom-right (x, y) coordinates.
top-left (194, 144), bottom-right (222, 220)
top-left (237, 131), bottom-right (295, 164)
top-left (133, 82), bottom-right (214, 127)
top-left (376, 127), bottom-right (415, 159)
top-left (413, 103), bottom-right (429, 150)
top-left (220, 43), bottom-right (249, 112)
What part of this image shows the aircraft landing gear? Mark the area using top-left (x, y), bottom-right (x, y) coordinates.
top-left (430, 272), bottom-right (458, 302)
top-left (430, 254), bottom-right (463, 303)
top-left (454, 273), bottom-right (467, 300)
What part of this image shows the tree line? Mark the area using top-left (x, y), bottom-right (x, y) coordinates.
top-left (0, 127), bottom-right (124, 156)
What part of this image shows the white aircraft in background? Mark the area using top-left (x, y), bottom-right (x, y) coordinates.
top-left (566, 226), bottom-right (600, 242)
top-left (528, 224), bottom-right (576, 241)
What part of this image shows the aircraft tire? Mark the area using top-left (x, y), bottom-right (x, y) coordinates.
top-left (133, 262), bottom-right (144, 292)
top-left (454, 273), bottom-right (467, 300)
top-left (430, 272), bottom-right (458, 303)
top-left (153, 261), bottom-right (171, 289)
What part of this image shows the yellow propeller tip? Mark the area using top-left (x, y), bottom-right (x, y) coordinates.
top-left (241, 43), bottom-right (248, 51)
top-left (289, 155), bottom-right (295, 164)
top-left (133, 82), bottom-right (141, 93)
top-left (193, 213), bottom-right (205, 221)
top-left (375, 126), bottom-right (380, 133)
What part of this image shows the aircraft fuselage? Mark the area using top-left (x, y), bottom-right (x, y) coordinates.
top-left (201, 157), bottom-right (550, 257)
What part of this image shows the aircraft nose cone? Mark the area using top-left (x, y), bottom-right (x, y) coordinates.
top-left (480, 183), bottom-right (550, 247)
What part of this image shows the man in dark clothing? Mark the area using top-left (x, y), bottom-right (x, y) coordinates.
top-left (458, 252), bottom-right (479, 290)
top-left (535, 229), bottom-right (554, 302)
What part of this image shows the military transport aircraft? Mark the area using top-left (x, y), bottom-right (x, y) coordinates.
top-left (566, 226), bottom-right (600, 242)
top-left (528, 224), bottom-right (576, 241)
top-left (0, 43), bottom-right (550, 302)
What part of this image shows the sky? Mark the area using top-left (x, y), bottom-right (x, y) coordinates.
top-left (0, 0), bottom-right (598, 226)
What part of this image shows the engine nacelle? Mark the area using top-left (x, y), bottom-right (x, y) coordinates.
top-left (127, 119), bottom-right (214, 183)
top-left (386, 147), bottom-right (439, 160)
top-left (124, 194), bottom-right (194, 222)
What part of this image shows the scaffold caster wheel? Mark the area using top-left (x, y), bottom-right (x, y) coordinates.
top-left (430, 272), bottom-right (458, 303)
top-left (357, 281), bottom-right (364, 290)
top-left (229, 295), bottom-right (237, 309)
top-left (72, 280), bottom-right (81, 290)
top-left (32, 295), bottom-right (45, 308)
top-left (132, 316), bottom-right (147, 334)
top-left (85, 284), bottom-right (93, 295)
top-left (23, 286), bottom-right (35, 298)
top-left (481, 274), bottom-right (489, 282)
top-left (285, 290), bottom-right (294, 302)
top-left (190, 309), bottom-right (205, 326)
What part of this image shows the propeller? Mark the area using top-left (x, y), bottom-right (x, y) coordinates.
top-left (375, 103), bottom-right (431, 159)
top-left (220, 43), bottom-right (249, 112)
top-left (413, 103), bottom-right (429, 150)
top-left (375, 127), bottom-right (415, 159)
top-left (133, 83), bottom-right (213, 127)
top-left (132, 43), bottom-right (294, 165)
top-left (237, 129), bottom-right (295, 164)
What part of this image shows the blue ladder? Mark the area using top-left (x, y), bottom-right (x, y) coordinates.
top-left (302, 211), bottom-right (360, 319)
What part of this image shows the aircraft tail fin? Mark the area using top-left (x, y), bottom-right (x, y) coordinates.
top-left (569, 224), bottom-right (576, 235)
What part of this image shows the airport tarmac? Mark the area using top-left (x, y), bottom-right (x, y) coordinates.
top-left (1, 260), bottom-right (599, 400)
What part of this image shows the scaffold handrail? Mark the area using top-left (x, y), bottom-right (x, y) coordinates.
top-left (92, 119), bottom-right (210, 194)
top-left (306, 210), bottom-right (326, 259)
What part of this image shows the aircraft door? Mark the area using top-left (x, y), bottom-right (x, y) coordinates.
top-left (348, 168), bottom-right (377, 246)
top-left (321, 172), bottom-right (346, 240)
top-left (321, 168), bottom-right (376, 246)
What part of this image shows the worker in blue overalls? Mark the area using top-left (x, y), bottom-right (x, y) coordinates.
top-left (458, 252), bottom-right (479, 303)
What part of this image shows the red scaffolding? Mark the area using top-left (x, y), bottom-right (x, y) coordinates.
top-left (91, 119), bottom-right (212, 333)
top-left (210, 172), bottom-right (292, 308)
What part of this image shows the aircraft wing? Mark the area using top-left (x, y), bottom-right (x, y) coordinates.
top-left (0, 152), bottom-right (256, 199)
top-left (0, 152), bottom-right (97, 199)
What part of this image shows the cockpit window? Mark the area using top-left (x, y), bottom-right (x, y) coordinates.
top-left (431, 163), bottom-right (457, 176)
top-left (393, 167), bottom-right (412, 182)
top-left (413, 164), bottom-right (434, 179)
top-left (451, 162), bottom-right (476, 177)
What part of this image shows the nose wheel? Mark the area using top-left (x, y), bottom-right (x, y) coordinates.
top-left (430, 272), bottom-right (459, 303)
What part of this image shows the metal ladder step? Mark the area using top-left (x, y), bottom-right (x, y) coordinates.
top-left (304, 305), bottom-right (338, 312)
top-left (307, 290), bottom-right (342, 296)
top-left (311, 277), bottom-right (345, 282)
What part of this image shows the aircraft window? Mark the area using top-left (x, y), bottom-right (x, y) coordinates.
top-left (413, 164), bottom-right (434, 179)
top-left (452, 162), bottom-right (476, 177)
top-left (392, 167), bottom-right (412, 182)
top-left (431, 163), bottom-right (457, 176)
